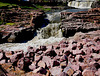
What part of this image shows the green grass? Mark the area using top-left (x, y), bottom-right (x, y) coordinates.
top-left (0, 19), bottom-right (3, 25)
top-left (36, 5), bottom-right (51, 11)
top-left (0, 21), bottom-right (2, 25)
top-left (0, 2), bottom-right (17, 8)
top-left (6, 23), bottom-right (15, 26)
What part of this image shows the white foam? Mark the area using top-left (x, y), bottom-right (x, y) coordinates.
top-left (68, 0), bottom-right (94, 9)
top-left (46, 12), bottom-right (61, 23)
top-left (0, 37), bottom-right (64, 52)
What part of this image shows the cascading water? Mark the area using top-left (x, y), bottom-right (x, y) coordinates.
top-left (68, 0), bottom-right (96, 8)
top-left (0, 8), bottom-right (90, 51)
top-left (46, 12), bottom-right (61, 23)
top-left (0, 11), bottom-right (64, 51)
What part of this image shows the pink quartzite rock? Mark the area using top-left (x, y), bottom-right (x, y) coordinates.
top-left (73, 50), bottom-right (82, 55)
top-left (42, 56), bottom-right (52, 68)
top-left (38, 60), bottom-right (46, 68)
top-left (0, 59), bottom-right (6, 64)
top-left (0, 53), bottom-right (3, 60)
top-left (40, 46), bottom-right (47, 51)
top-left (63, 67), bottom-right (74, 76)
top-left (82, 69), bottom-right (95, 76)
top-left (29, 62), bottom-right (36, 71)
top-left (95, 69), bottom-right (100, 76)
top-left (50, 67), bottom-right (62, 76)
top-left (17, 58), bottom-right (24, 70)
top-left (71, 64), bottom-right (79, 71)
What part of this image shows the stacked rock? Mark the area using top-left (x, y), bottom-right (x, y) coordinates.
top-left (0, 30), bottom-right (100, 76)
top-left (61, 8), bottom-right (100, 38)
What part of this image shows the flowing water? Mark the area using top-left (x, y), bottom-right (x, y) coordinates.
top-left (0, 8), bottom-right (89, 51)
top-left (0, 11), bottom-right (64, 52)
top-left (68, 0), bottom-right (96, 9)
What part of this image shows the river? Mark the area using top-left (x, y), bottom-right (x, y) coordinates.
top-left (0, 8), bottom-right (89, 52)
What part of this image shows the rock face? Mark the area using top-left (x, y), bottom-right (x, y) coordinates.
top-left (0, 29), bottom-right (100, 76)
top-left (91, 1), bottom-right (100, 8)
top-left (0, 9), bottom-right (46, 43)
top-left (61, 8), bottom-right (100, 38)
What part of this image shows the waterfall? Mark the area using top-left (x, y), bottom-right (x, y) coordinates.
top-left (0, 11), bottom-right (64, 51)
top-left (46, 12), bottom-right (61, 23)
top-left (68, 0), bottom-right (96, 9)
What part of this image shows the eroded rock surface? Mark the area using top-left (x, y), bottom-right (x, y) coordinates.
top-left (0, 9), bottom-right (46, 43)
top-left (61, 8), bottom-right (100, 37)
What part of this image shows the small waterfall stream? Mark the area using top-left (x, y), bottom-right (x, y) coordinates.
top-left (0, 8), bottom-right (90, 51)
top-left (68, 0), bottom-right (96, 8)
top-left (0, 11), bottom-right (64, 51)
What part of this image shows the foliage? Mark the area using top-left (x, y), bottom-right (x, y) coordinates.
top-left (0, 2), bottom-right (51, 11)
top-left (0, 2), bottom-right (17, 8)
top-left (0, 19), bottom-right (3, 25)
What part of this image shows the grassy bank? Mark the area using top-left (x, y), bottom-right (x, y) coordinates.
top-left (0, 2), bottom-right (51, 11)
top-left (0, 2), bottom-right (17, 8)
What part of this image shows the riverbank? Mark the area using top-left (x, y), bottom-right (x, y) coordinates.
top-left (0, 9), bottom-right (46, 43)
